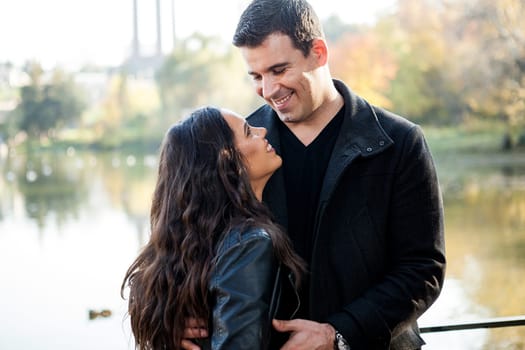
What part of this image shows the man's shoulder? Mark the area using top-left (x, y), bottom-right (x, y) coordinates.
top-left (336, 78), bottom-right (416, 136)
top-left (369, 105), bottom-right (431, 156)
top-left (373, 105), bottom-right (416, 132)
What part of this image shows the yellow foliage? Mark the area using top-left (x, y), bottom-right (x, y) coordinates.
top-left (329, 32), bottom-right (398, 108)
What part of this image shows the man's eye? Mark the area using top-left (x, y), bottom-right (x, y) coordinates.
top-left (273, 68), bottom-right (285, 74)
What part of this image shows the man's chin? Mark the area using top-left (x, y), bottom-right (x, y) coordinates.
top-left (276, 111), bottom-right (296, 123)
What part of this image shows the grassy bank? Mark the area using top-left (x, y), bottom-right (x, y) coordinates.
top-left (421, 122), bottom-right (525, 184)
top-left (422, 121), bottom-right (509, 155)
top-left (8, 120), bottom-right (525, 158)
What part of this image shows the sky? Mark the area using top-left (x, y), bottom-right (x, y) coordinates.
top-left (0, 0), bottom-right (396, 70)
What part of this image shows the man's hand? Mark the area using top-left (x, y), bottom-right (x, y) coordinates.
top-left (181, 317), bottom-right (208, 350)
top-left (273, 318), bottom-right (336, 350)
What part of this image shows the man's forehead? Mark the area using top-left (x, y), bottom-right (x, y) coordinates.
top-left (240, 36), bottom-right (300, 72)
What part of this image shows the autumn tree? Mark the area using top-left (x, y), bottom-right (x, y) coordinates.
top-left (452, 0), bottom-right (525, 148)
top-left (329, 29), bottom-right (398, 109)
top-left (376, 0), bottom-right (469, 124)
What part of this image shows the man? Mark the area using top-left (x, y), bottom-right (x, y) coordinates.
top-left (186, 0), bottom-right (445, 349)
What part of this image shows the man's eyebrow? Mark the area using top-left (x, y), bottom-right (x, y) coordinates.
top-left (248, 62), bottom-right (289, 75)
top-left (269, 62), bottom-right (288, 70)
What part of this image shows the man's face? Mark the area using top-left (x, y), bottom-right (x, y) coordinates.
top-left (240, 33), bottom-right (323, 124)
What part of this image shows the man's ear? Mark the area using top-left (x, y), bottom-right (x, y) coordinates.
top-left (310, 38), bottom-right (328, 66)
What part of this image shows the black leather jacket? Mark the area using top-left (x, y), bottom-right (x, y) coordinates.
top-left (198, 227), bottom-right (298, 350)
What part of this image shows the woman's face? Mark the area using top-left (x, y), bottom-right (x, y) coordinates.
top-left (222, 109), bottom-right (282, 187)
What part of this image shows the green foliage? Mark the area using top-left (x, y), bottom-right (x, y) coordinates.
top-left (374, 1), bottom-right (467, 125)
top-left (424, 122), bottom-right (506, 154)
top-left (14, 63), bottom-right (86, 140)
top-left (156, 33), bottom-right (260, 123)
top-left (6, 2), bottom-right (524, 153)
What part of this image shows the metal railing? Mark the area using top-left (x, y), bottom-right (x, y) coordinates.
top-left (420, 315), bottom-right (525, 333)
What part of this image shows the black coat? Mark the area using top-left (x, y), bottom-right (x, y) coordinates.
top-left (247, 80), bottom-right (446, 350)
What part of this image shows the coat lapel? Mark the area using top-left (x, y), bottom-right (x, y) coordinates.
top-left (318, 80), bottom-right (394, 207)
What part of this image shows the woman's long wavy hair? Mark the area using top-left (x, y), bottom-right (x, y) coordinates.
top-left (121, 106), bottom-right (305, 350)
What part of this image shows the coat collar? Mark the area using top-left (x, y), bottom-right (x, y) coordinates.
top-left (332, 79), bottom-right (393, 157)
top-left (319, 80), bottom-right (394, 203)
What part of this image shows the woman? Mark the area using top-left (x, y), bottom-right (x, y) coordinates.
top-left (121, 107), bottom-right (304, 350)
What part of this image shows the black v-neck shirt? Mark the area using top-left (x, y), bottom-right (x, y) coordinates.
top-left (277, 105), bottom-right (345, 317)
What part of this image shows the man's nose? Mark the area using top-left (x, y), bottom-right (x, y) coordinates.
top-left (262, 76), bottom-right (277, 99)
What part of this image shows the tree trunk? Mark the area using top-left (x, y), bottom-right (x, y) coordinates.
top-left (501, 131), bottom-right (513, 151)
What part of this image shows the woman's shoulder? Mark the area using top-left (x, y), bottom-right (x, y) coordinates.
top-left (215, 226), bottom-right (272, 257)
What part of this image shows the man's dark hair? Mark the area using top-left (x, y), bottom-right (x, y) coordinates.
top-left (233, 0), bottom-right (324, 57)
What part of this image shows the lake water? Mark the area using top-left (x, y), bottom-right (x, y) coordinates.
top-left (1, 146), bottom-right (524, 349)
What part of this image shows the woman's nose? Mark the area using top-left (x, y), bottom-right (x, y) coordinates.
top-left (255, 126), bottom-right (267, 137)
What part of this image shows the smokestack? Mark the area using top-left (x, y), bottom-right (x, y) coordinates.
top-left (156, 0), bottom-right (162, 57)
top-left (171, 0), bottom-right (176, 49)
top-left (132, 0), bottom-right (140, 59)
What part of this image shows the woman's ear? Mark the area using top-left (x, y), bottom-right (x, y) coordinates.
top-left (310, 38), bottom-right (328, 66)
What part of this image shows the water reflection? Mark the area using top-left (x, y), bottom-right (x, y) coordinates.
top-left (0, 149), bottom-right (154, 350)
top-left (419, 157), bottom-right (525, 348)
top-left (16, 152), bottom-right (88, 231)
top-left (1, 149), bottom-right (525, 349)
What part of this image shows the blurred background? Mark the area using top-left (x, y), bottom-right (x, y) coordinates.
top-left (1, 0), bottom-right (524, 349)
